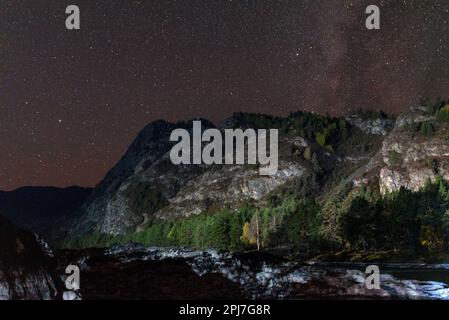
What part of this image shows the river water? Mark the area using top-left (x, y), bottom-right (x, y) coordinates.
top-left (58, 244), bottom-right (449, 300)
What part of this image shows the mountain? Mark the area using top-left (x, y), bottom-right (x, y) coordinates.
top-left (66, 119), bottom-right (214, 237)
top-left (0, 186), bottom-right (91, 243)
top-left (7, 102), bottom-right (449, 257)
top-left (5, 104), bottom-right (449, 300)
top-left (351, 105), bottom-right (449, 193)
top-left (65, 111), bottom-right (391, 240)
top-left (0, 214), bottom-right (58, 299)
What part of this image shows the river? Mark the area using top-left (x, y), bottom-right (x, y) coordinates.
top-left (57, 243), bottom-right (449, 300)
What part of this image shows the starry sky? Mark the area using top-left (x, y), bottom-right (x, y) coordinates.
top-left (1, 0), bottom-right (449, 190)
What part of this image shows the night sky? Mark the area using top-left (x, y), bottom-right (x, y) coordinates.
top-left (1, 0), bottom-right (449, 190)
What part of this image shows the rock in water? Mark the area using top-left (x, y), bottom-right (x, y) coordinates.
top-left (0, 215), bottom-right (57, 300)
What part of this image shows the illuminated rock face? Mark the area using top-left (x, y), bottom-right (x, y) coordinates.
top-left (0, 215), bottom-right (57, 300)
top-left (350, 106), bottom-right (449, 194)
top-left (69, 108), bottom-right (449, 239)
top-left (68, 118), bottom-right (320, 236)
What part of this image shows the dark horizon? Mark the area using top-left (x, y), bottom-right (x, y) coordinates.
top-left (2, 0), bottom-right (449, 190)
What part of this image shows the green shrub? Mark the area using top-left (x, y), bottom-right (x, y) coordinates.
top-left (351, 108), bottom-right (388, 120)
top-left (420, 122), bottom-right (435, 136)
top-left (388, 151), bottom-right (401, 165)
top-left (425, 158), bottom-right (438, 174)
top-left (231, 111), bottom-right (350, 152)
top-left (402, 121), bottom-right (435, 137)
top-left (436, 107), bottom-right (449, 122)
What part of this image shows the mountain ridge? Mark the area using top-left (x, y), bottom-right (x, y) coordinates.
top-left (66, 110), bottom-right (391, 239)
top-left (6, 103), bottom-right (449, 256)
top-left (0, 186), bottom-right (91, 243)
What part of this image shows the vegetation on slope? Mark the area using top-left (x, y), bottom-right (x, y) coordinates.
top-left (68, 108), bottom-right (449, 262)
top-left (62, 176), bottom-right (449, 260)
top-left (228, 111), bottom-right (351, 153)
top-left (61, 110), bottom-right (385, 251)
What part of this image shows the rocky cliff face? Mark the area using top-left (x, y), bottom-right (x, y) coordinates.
top-left (156, 161), bottom-right (305, 220)
top-left (69, 117), bottom-right (333, 236)
top-left (350, 106), bottom-right (449, 194)
top-left (0, 215), bottom-right (58, 300)
top-left (66, 112), bottom-right (393, 238)
top-left (346, 115), bottom-right (394, 136)
top-left (153, 135), bottom-right (313, 220)
top-left (7, 106), bottom-right (449, 248)
top-left (69, 119), bottom-right (213, 236)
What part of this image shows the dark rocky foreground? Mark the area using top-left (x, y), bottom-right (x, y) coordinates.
top-left (2, 234), bottom-right (449, 300)
top-left (56, 244), bottom-right (449, 300)
top-left (57, 247), bottom-right (243, 300)
top-left (0, 215), bottom-right (60, 299)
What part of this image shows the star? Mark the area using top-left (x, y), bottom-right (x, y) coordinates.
top-left (1, 1), bottom-right (449, 190)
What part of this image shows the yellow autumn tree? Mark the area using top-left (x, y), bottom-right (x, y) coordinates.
top-left (240, 222), bottom-right (257, 245)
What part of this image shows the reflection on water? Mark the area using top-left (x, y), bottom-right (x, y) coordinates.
top-left (389, 269), bottom-right (449, 285)
top-left (59, 245), bottom-right (449, 300)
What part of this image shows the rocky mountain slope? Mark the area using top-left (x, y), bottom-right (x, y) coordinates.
top-left (65, 111), bottom-right (391, 240)
top-left (5, 105), bottom-right (449, 300)
top-left (0, 214), bottom-right (58, 299)
top-left (9, 104), bottom-right (449, 250)
top-left (67, 120), bottom-right (213, 237)
top-left (349, 104), bottom-right (449, 194)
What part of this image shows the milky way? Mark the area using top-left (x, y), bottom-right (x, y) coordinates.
top-left (1, 0), bottom-right (449, 190)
